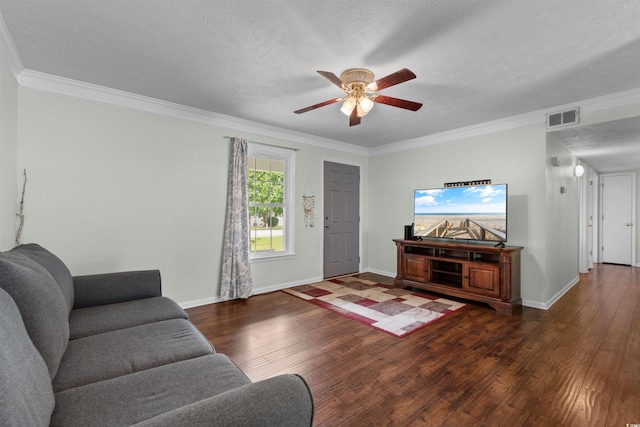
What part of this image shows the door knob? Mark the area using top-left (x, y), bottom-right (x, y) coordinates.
top-left (325, 224), bottom-right (330, 228)
top-left (626, 223), bottom-right (633, 227)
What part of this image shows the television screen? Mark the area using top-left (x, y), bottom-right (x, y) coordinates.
top-left (413, 184), bottom-right (507, 242)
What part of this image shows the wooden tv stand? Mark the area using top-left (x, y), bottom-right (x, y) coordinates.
top-left (394, 239), bottom-right (523, 315)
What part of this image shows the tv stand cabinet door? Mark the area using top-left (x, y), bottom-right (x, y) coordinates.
top-left (463, 263), bottom-right (500, 297)
top-left (403, 254), bottom-right (427, 283)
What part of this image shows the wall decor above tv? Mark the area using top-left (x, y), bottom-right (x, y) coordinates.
top-left (413, 184), bottom-right (507, 244)
top-left (443, 179), bottom-right (491, 187)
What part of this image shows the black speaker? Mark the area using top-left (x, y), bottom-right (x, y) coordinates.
top-left (404, 225), bottom-right (414, 241)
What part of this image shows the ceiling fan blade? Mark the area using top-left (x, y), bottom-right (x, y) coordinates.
top-left (373, 95), bottom-right (422, 111)
top-left (349, 108), bottom-right (361, 126)
top-left (294, 98), bottom-right (342, 114)
top-left (367, 68), bottom-right (417, 91)
top-left (317, 71), bottom-right (346, 89)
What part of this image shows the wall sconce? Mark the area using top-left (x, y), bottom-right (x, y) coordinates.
top-left (575, 161), bottom-right (585, 177)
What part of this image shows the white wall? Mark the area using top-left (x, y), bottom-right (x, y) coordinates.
top-left (575, 105), bottom-right (640, 267)
top-left (367, 124), bottom-right (550, 305)
top-left (7, 78), bottom-right (639, 308)
top-left (544, 136), bottom-right (580, 303)
top-left (0, 56), bottom-right (17, 249)
top-left (637, 172), bottom-right (640, 266)
top-left (249, 145), bottom-right (369, 293)
top-left (16, 89), bottom-right (368, 305)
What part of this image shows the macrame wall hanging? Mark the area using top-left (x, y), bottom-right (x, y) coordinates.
top-left (302, 177), bottom-right (315, 227)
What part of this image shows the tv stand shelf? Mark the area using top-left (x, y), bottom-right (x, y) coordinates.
top-left (394, 239), bottom-right (523, 315)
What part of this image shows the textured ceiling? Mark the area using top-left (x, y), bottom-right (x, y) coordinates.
top-left (0, 0), bottom-right (639, 171)
top-left (548, 116), bottom-right (640, 172)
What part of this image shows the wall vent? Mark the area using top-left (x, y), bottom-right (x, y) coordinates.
top-left (547, 108), bottom-right (580, 129)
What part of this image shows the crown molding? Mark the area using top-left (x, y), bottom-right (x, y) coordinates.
top-left (13, 68), bottom-right (640, 159)
top-left (567, 87), bottom-right (640, 117)
top-left (0, 13), bottom-right (368, 155)
top-left (371, 87), bottom-right (640, 156)
top-left (370, 110), bottom-right (543, 156)
top-left (3, 5), bottom-right (637, 161)
top-left (0, 12), bottom-right (23, 78)
top-left (16, 69), bottom-right (370, 156)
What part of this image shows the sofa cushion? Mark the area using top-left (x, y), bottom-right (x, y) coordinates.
top-left (69, 296), bottom-right (188, 339)
top-left (73, 270), bottom-right (162, 308)
top-left (0, 287), bottom-right (55, 427)
top-left (132, 374), bottom-right (315, 427)
top-left (54, 318), bottom-right (215, 392)
top-left (0, 251), bottom-right (70, 379)
top-left (51, 354), bottom-right (251, 427)
top-left (12, 243), bottom-right (74, 314)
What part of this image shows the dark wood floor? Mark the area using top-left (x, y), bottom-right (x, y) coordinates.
top-left (187, 264), bottom-right (639, 426)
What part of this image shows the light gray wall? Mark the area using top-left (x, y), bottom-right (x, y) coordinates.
top-left (4, 76), bottom-right (639, 307)
top-left (0, 56), bottom-right (17, 249)
top-left (249, 146), bottom-right (370, 292)
top-left (14, 88), bottom-right (369, 306)
top-left (367, 124), bottom-right (551, 305)
top-left (544, 136), bottom-right (580, 302)
top-left (575, 106), bottom-right (640, 267)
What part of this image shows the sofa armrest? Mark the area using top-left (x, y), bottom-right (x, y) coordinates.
top-left (132, 374), bottom-right (314, 427)
top-left (73, 270), bottom-right (162, 308)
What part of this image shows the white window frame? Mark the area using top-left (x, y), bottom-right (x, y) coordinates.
top-left (248, 144), bottom-right (295, 261)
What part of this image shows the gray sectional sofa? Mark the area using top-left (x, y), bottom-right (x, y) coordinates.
top-left (0, 244), bottom-right (313, 426)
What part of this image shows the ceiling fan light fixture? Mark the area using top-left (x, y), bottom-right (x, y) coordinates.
top-left (356, 96), bottom-right (374, 117)
top-left (340, 95), bottom-right (357, 116)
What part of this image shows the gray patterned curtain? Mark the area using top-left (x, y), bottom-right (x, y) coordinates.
top-left (220, 137), bottom-right (253, 300)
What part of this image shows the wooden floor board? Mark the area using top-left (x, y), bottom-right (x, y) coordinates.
top-left (187, 263), bottom-right (639, 426)
top-left (605, 267), bottom-right (640, 426)
top-left (565, 272), bottom-right (639, 426)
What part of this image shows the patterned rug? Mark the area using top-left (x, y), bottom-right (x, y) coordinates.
top-left (282, 276), bottom-right (466, 338)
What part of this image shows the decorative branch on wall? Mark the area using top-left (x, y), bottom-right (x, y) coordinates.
top-left (302, 177), bottom-right (315, 228)
top-left (16, 169), bottom-right (27, 246)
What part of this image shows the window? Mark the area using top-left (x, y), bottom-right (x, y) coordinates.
top-left (247, 144), bottom-right (294, 260)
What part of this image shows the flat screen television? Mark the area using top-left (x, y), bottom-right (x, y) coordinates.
top-left (413, 184), bottom-right (507, 243)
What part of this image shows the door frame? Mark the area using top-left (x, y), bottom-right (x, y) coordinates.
top-left (578, 166), bottom-right (599, 272)
top-left (598, 172), bottom-right (636, 266)
top-left (321, 158), bottom-right (363, 277)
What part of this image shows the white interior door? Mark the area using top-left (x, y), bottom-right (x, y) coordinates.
top-left (601, 173), bottom-right (635, 265)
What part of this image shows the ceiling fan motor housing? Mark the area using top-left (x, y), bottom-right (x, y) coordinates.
top-left (340, 68), bottom-right (374, 85)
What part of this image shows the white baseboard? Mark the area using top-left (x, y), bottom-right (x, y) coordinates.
top-left (363, 268), bottom-right (584, 312)
top-left (252, 275), bottom-right (324, 295)
top-left (178, 275), bottom-right (324, 309)
top-left (181, 270), bottom-right (583, 312)
top-left (362, 267), bottom-right (395, 278)
top-left (179, 297), bottom-right (221, 309)
top-left (522, 275), bottom-right (580, 310)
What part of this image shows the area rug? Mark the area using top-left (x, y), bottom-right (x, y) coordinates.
top-left (282, 276), bottom-right (466, 338)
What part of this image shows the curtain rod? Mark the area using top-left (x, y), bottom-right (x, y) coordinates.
top-left (223, 136), bottom-right (299, 151)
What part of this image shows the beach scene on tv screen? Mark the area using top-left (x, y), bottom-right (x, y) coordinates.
top-left (414, 185), bottom-right (507, 242)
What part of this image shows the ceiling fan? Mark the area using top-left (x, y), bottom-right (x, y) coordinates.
top-left (294, 68), bottom-right (423, 126)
